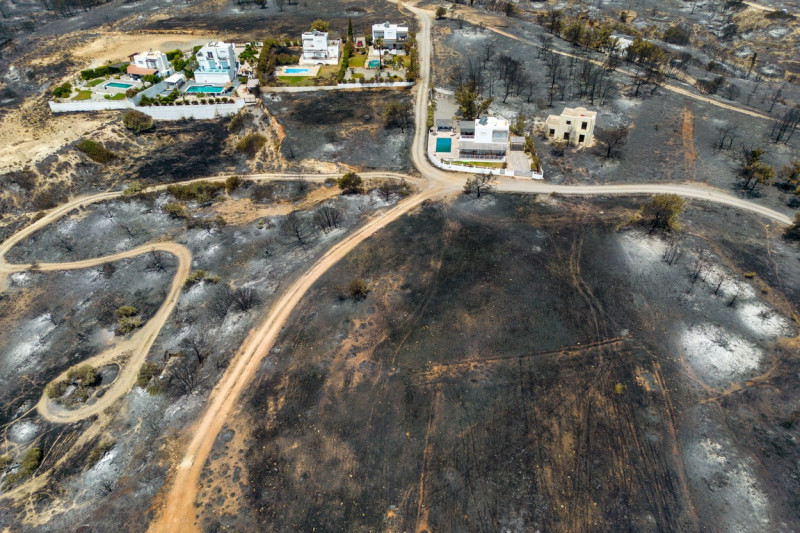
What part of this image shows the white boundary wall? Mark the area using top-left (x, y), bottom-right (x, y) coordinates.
top-left (427, 146), bottom-right (544, 180)
top-left (49, 100), bottom-right (134, 112)
top-left (49, 100), bottom-right (246, 120)
top-left (262, 81), bottom-right (414, 93)
top-left (135, 101), bottom-right (246, 120)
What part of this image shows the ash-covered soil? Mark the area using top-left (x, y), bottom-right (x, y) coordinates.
top-left (264, 89), bottom-right (416, 172)
top-left (194, 194), bottom-right (800, 532)
top-left (0, 180), bottom-right (409, 531)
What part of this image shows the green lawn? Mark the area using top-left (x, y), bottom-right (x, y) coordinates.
top-left (451, 161), bottom-right (505, 169)
top-left (87, 78), bottom-right (105, 87)
top-left (73, 91), bottom-right (92, 101)
top-left (277, 76), bottom-right (316, 87)
top-left (349, 53), bottom-right (367, 68)
top-left (104, 93), bottom-right (127, 100)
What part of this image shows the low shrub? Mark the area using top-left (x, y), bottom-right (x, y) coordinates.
top-left (76, 139), bottom-right (118, 164)
top-left (136, 362), bottom-right (161, 388)
top-left (117, 316), bottom-right (142, 335)
top-left (115, 305), bottom-right (138, 318)
top-left (162, 202), bottom-right (187, 218)
top-left (122, 109), bottom-right (154, 134)
top-left (85, 440), bottom-right (115, 469)
top-left (123, 180), bottom-right (145, 196)
top-left (167, 181), bottom-right (225, 203)
top-left (225, 175), bottom-right (243, 193)
top-left (67, 365), bottom-right (99, 386)
top-left (236, 133), bottom-right (267, 158)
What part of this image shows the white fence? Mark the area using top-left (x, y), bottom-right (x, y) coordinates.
top-left (135, 101), bottom-right (246, 120)
top-left (49, 100), bottom-right (134, 112)
top-left (262, 81), bottom-right (415, 93)
top-left (49, 100), bottom-right (246, 120)
top-left (427, 147), bottom-right (544, 180)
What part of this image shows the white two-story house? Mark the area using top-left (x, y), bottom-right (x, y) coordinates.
top-left (372, 21), bottom-right (409, 53)
top-left (301, 31), bottom-right (340, 65)
top-left (193, 41), bottom-right (238, 84)
top-left (128, 50), bottom-right (171, 78)
top-left (458, 116), bottom-right (509, 161)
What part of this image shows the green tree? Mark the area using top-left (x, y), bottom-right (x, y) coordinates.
top-left (121, 109), bottom-right (154, 134)
top-left (455, 82), bottom-right (493, 120)
top-left (338, 172), bottom-right (364, 194)
top-left (310, 19), bottom-right (329, 32)
top-left (435, 6), bottom-right (447, 19)
top-left (347, 17), bottom-right (354, 42)
top-left (640, 194), bottom-right (685, 233)
top-left (785, 212), bottom-right (800, 240)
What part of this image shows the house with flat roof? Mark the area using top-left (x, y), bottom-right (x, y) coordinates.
top-left (301, 30), bottom-right (340, 65)
top-left (545, 107), bottom-right (597, 146)
top-left (128, 50), bottom-right (171, 78)
top-left (194, 42), bottom-right (238, 84)
top-left (458, 116), bottom-right (509, 160)
top-left (372, 21), bottom-right (409, 51)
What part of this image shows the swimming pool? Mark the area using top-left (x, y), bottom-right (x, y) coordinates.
top-left (285, 68), bottom-right (311, 74)
top-left (185, 85), bottom-right (225, 93)
top-left (105, 81), bottom-right (133, 89)
top-left (435, 137), bottom-right (452, 152)
top-left (368, 59), bottom-right (380, 68)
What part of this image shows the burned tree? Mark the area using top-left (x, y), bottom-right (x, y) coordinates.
top-left (313, 205), bottom-right (343, 233)
top-left (463, 174), bottom-right (495, 199)
top-left (595, 125), bottom-right (629, 159)
top-left (231, 287), bottom-right (258, 312)
top-left (180, 332), bottom-right (210, 366)
top-left (280, 211), bottom-right (313, 245)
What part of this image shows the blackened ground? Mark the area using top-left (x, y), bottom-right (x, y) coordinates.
top-left (193, 194), bottom-right (800, 532)
top-left (265, 89), bottom-right (415, 172)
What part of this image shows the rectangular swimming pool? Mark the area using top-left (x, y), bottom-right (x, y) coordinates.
top-left (368, 59), bottom-right (380, 68)
top-left (285, 68), bottom-right (311, 74)
top-left (435, 137), bottom-right (452, 152)
top-left (105, 82), bottom-right (133, 89)
top-left (185, 85), bottom-right (225, 93)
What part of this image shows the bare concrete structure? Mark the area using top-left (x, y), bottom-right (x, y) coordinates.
top-left (545, 107), bottom-right (597, 146)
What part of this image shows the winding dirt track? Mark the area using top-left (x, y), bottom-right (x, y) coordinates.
top-left (0, 1), bottom-right (793, 529)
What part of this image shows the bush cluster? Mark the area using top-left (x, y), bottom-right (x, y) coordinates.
top-left (236, 133), bottom-right (267, 158)
top-left (167, 181), bottom-right (225, 203)
top-left (80, 65), bottom-right (120, 80)
top-left (75, 139), bottom-right (118, 164)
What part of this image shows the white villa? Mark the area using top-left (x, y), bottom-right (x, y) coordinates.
top-left (127, 50), bottom-right (171, 78)
top-left (372, 21), bottom-right (409, 52)
top-left (457, 116), bottom-right (509, 160)
top-left (194, 42), bottom-right (238, 84)
top-left (545, 107), bottom-right (597, 146)
top-left (301, 30), bottom-right (340, 65)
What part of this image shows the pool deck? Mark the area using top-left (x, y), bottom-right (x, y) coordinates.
top-left (275, 65), bottom-right (321, 77)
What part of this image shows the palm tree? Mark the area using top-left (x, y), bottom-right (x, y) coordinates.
top-left (375, 37), bottom-right (384, 68)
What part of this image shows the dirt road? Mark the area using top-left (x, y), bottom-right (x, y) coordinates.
top-left (2, 2), bottom-right (794, 527)
top-left (146, 4), bottom-right (794, 531)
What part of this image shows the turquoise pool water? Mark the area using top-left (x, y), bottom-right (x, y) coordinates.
top-left (105, 82), bottom-right (133, 89)
top-left (285, 68), bottom-right (311, 74)
top-left (368, 59), bottom-right (380, 68)
top-left (435, 137), bottom-right (452, 152)
top-left (185, 85), bottom-right (224, 93)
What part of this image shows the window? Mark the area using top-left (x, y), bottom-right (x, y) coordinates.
top-left (549, 129), bottom-right (555, 137)
top-left (581, 122), bottom-right (587, 130)
top-left (563, 132), bottom-right (570, 140)
top-left (579, 134), bottom-right (585, 143)
top-left (566, 120), bottom-right (571, 125)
